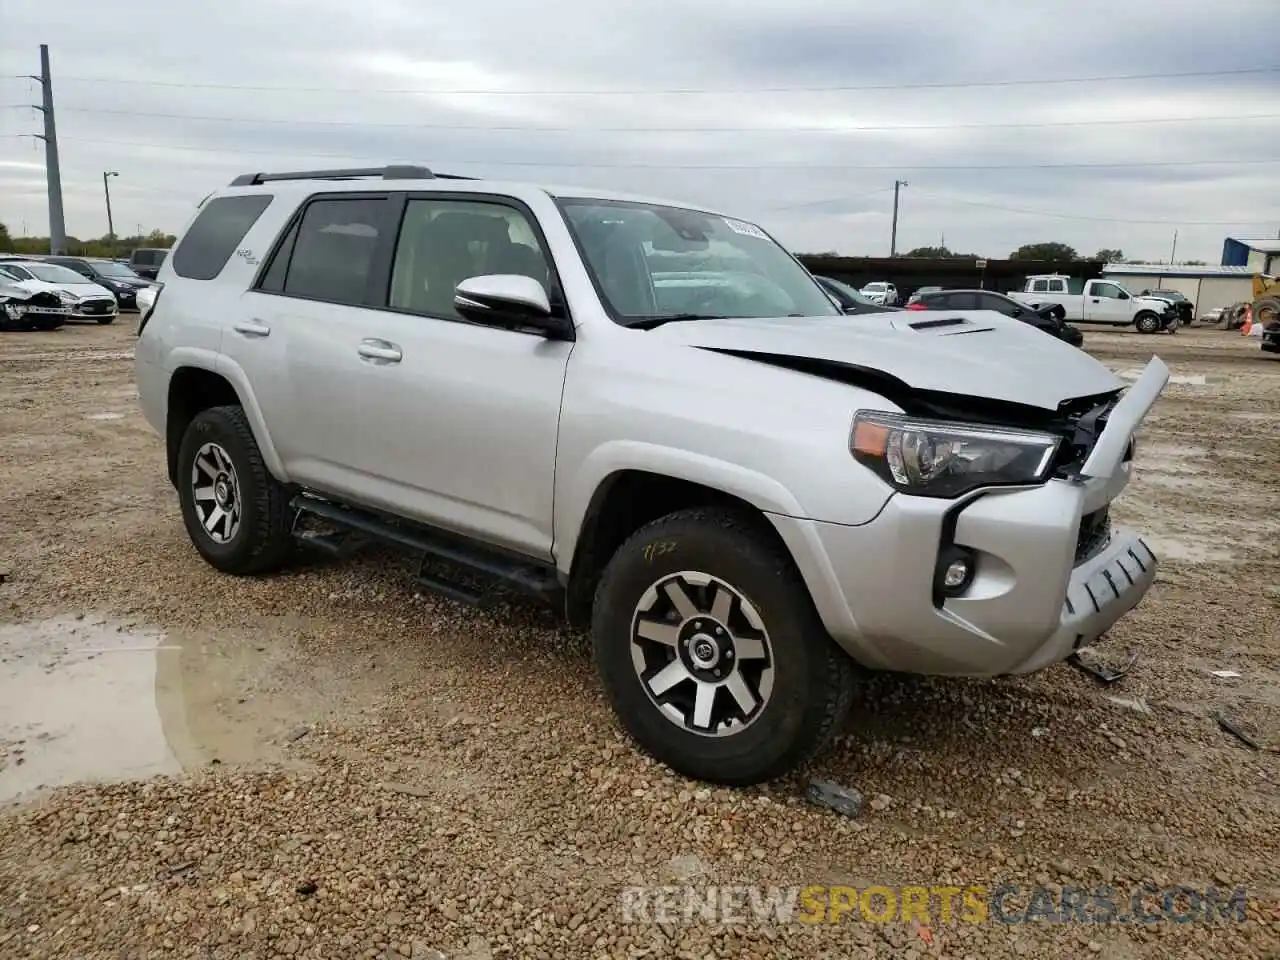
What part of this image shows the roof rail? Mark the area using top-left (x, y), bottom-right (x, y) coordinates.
top-left (228, 165), bottom-right (476, 187)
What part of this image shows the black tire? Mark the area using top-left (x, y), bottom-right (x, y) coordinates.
top-left (592, 506), bottom-right (854, 786)
top-left (1134, 311), bottom-right (1161, 334)
top-left (95, 315), bottom-right (116, 325)
top-left (1255, 297), bottom-right (1280, 327)
top-left (176, 404), bottom-right (294, 575)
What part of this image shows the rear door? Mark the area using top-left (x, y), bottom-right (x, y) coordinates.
top-left (232, 193), bottom-right (398, 495)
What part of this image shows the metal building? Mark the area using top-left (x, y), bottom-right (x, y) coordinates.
top-left (1221, 237), bottom-right (1280, 274)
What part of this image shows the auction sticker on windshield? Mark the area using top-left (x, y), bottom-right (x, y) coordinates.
top-left (723, 217), bottom-right (769, 240)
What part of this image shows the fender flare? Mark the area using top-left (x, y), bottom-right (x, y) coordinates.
top-left (556, 440), bottom-right (808, 570)
top-left (167, 348), bottom-right (290, 482)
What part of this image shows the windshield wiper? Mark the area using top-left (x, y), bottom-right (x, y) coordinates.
top-left (620, 313), bottom-right (726, 330)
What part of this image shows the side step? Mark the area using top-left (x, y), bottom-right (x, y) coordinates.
top-left (290, 495), bottom-right (562, 608)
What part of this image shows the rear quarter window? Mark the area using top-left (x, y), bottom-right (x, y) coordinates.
top-left (171, 195), bottom-right (274, 281)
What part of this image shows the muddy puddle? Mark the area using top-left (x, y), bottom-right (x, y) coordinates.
top-left (0, 613), bottom-right (340, 805)
top-left (0, 616), bottom-right (182, 804)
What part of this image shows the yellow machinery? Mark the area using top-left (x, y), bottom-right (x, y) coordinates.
top-left (1252, 274), bottom-right (1280, 326)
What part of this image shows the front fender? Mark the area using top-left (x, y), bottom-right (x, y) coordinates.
top-left (556, 440), bottom-right (813, 571)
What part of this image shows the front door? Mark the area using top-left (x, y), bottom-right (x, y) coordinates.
top-left (1086, 282), bottom-right (1134, 324)
top-left (347, 194), bottom-right (572, 561)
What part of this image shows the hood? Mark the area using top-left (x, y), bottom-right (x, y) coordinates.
top-left (6, 278), bottom-right (114, 299)
top-left (653, 310), bottom-right (1124, 411)
top-left (100, 275), bottom-right (150, 288)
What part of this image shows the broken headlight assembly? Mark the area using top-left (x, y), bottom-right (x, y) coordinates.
top-left (850, 411), bottom-right (1061, 498)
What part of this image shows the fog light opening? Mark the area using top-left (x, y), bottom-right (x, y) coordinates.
top-left (935, 546), bottom-right (977, 600)
top-left (943, 558), bottom-right (970, 589)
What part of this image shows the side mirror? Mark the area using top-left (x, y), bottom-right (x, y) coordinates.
top-left (454, 274), bottom-right (571, 339)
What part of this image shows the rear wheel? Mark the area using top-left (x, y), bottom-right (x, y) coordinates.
top-left (592, 507), bottom-right (854, 785)
top-left (176, 405), bottom-right (294, 575)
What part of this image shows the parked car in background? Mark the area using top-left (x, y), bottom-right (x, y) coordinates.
top-left (130, 247), bottom-right (169, 280)
top-left (909, 288), bottom-right (1084, 347)
top-left (0, 278), bottom-right (70, 331)
top-left (1136, 288), bottom-right (1194, 326)
top-left (41, 255), bottom-right (153, 310)
top-left (0, 258), bottom-right (118, 323)
top-left (906, 285), bottom-right (944, 305)
top-left (859, 281), bottom-right (898, 306)
top-left (814, 275), bottom-right (903, 314)
top-left (1008, 275), bottom-right (1176, 334)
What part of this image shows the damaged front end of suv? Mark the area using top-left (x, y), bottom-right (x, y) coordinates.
top-left (0, 282), bottom-right (70, 332)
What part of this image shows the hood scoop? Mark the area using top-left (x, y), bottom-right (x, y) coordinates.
top-left (906, 315), bottom-right (994, 335)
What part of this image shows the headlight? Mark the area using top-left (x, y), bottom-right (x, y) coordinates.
top-left (850, 412), bottom-right (1062, 498)
top-left (57, 290), bottom-right (77, 304)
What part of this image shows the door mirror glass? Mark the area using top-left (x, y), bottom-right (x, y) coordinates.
top-left (455, 274), bottom-right (564, 336)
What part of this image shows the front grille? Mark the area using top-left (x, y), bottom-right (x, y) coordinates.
top-left (79, 299), bottom-right (113, 314)
top-left (1075, 507), bottom-right (1111, 564)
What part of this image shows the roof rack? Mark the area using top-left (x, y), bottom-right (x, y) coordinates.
top-left (228, 165), bottom-right (477, 187)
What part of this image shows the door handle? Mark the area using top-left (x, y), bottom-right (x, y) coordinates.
top-left (233, 319), bottom-right (271, 338)
top-left (358, 339), bottom-right (402, 363)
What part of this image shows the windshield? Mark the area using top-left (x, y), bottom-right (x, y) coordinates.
top-left (862, 282), bottom-right (887, 291)
top-left (25, 263), bottom-right (93, 284)
top-left (92, 260), bottom-right (140, 278)
top-left (556, 198), bottom-right (840, 324)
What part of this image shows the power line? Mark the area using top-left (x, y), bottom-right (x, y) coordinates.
top-left (36, 106), bottom-right (1280, 133)
top-left (26, 136), bottom-right (1280, 170)
top-left (21, 66), bottom-right (1279, 96)
top-left (909, 190), bottom-right (1277, 226)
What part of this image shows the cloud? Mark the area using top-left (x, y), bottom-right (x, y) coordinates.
top-left (1, 0), bottom-right (1277, 260)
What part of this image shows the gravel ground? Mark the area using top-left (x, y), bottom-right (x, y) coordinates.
top-left (0, 321), bottom-right (1277, 960)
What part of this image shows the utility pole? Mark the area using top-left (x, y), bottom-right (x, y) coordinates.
top-left (1169, 230), bottom-right (1178, 265)
top-left (103, 171), bottom-right (119, 245)
top-left (889, 179), bottom-right (908, 257)
top-left (29, 44), bottom-right (67, 255)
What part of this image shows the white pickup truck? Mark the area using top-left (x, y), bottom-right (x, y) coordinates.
top-left (1008, 275), bottom-right (1177, 334)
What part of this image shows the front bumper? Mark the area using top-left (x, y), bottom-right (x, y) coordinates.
top-left (768, 357), bottom-right (1169, 677)
top-left (109, 286), bottom-right (142, 309)
top-left (68, 298), bottom-right (118, 320)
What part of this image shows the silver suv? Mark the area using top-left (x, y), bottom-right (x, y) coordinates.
top-left (135, 165), bottom-right (1168, 785)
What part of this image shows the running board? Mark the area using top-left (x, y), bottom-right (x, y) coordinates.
top-left (289, 495), bottom-right (562, 608)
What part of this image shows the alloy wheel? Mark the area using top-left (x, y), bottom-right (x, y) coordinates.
top-left (190, 441), bottom-right (242, 544)
top-left (629, 571), bottom-right (775, 737)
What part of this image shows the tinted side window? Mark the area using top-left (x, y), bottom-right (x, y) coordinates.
top-left (388, 198), bottom-right (550, 321)
top-left (945, 291), bottom-right (979, 310)
top-left (1031, 279), bottom-right (1048, 292)
top-left (172, 195), bottom-right (273, 280)
top-left (980, 293), bottom-right (1018, 316)
top-left (282, 198), bottom-right (385, 305)
top-left (259, 220), bottom-right (300, 294)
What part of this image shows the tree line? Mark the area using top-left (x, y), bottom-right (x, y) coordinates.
top-left (0, 222), bottom-right (176, 258)
top-left (903, 242), bottom-right (1205, 264)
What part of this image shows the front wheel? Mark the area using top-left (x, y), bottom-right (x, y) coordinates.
top-left (1134, 311), bottom-right (1162, 334)
top-left (592, 507), bottom-right (854, 785)
top-left (176, 405), bottom-right (294, 575)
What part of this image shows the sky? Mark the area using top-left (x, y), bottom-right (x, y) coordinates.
top-left (1, 0), bottom-right (1277, 262)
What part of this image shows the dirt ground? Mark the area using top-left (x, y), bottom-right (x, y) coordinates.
top-left (0, 320), bottom-right (1277, 960)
